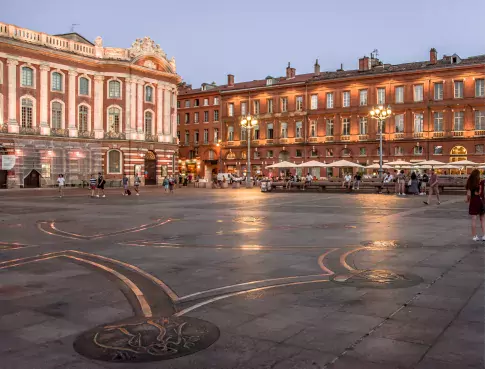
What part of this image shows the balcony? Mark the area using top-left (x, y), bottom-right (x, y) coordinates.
top-left (325, 136), bottom-right (334, 142)
top-left (358, 134), bottom-right (369, 141)
top-left (104, 131), bottom-right (126, 140)
top-left (50, 128), bottom-right (69, 137)
top-left (413, 132), bottom-right (424, 138)
top-left (251, 140), bottom-right (260, 145)
top-left (78, 130), bottom-right (94, 139)
top-left (227, 141), bottom-right (235, 146)
top-left (394, 133), bottom-right (404, 139)
top-left (308, 137), bottom-right (318, 143)
top-left (20, 126), bottom-right (41, 135)
top-left (145, 133), bottom-right (158, 142)
top-left (341, 135), bottom-right (350, 141)
top-left (265, 139), bottom-right (274, 144)
top-left (279, 138), bottom-right (289, 144)
top-left (294, 137), bottom-right (304, 143)
top-left (433, 131), bottom-right (444, 138)
top-left (452, 131), bottom-right (464, 137)
top-left (474, 130), bottom-right (485, 137)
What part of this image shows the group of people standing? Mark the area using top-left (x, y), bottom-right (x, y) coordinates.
top-left (382, 169), bottom-right (439, 202)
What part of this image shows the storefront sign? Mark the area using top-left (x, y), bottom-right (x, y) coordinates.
top-left (1, 155), bottom-right (16, 170)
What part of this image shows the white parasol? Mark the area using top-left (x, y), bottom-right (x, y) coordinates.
top-left (386, 160), bottom-right (414, 167)
top-left (297, 160), bottom-right (328, 167)
top-left (415, 160), bottom-right (446, 168)
top-left (449, 160), bottom-right (478, 166)
top-left (366, 163), bottom-right (392, 169)
top-left (326, 160), bottom-right (364, 168)
top-left (265, 161), bottom-right (298, 168)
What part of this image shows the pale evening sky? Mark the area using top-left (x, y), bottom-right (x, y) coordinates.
top-left (3, 0), bottom-right (484, 87)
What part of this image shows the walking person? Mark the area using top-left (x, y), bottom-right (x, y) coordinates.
top-left (163, 176), bottom-right (169, 192)
top-left (397, 170), bottom-right (406, 196)
top-left (89, 173), bottom-right (97, 198)
top-left (168, 175), bottom-right (175, 194)
top-left (134, 174), bottom-right (140, 196)
top-left (393, 169), bottom-right (399, 194)
top-left (96, 172), bottom-right (106, 198)
top-left (466, 169), bottom-right (485, 241)
top-left (423, 169), bottom-right (440, 205)
top-left (57, 174), bottom-right (65, 198)
top-left (409, 172), bottom-right (419, 195)
top-left (353, 172), bottom-right (362, 190)
top-left (420, 170), bottom-right (429, 196)
top-left (122, 174), bottom-right (129, 196)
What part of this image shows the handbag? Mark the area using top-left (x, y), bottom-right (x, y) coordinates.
top-left (407, 179), bottom-right (412, 186)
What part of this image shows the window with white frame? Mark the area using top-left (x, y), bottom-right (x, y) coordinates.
top-left (475, 110), bottom-right (485, 130)
top-left (434, 112), bottom-right (443, 132)
top-left (254, 150), bottom-right (260, 159)
top-left (266, 150), bottom-right (274, 158)
top-left (281, 122), bottom-right (288, 138)
top-left (267, 123), bottom-right (274, 139)
top-left (454, 81), bottom-right (464, 98)
top-left (296, 96), bottom-right (303, 111)
top-left (184, 130), bottom-right (189, 143)
top-left (79, 77), bottom-right (89, 96)
top-left (253, 126), bottom-right (259, 140)
top-left (78, 105), bottom-right (89, 132)
top-left (184, 100), bottom-right (190, 108)
top-left (214, 128), bottom-right (219, 142)
top-left (21, 98), bottom-right (33, 127)
top-left (434, 82), bottom-right (443, 100)
top-left (342, 91), bottom-right (350, 107)
top-left (185, 113), bottom-right (190, 124)
top-left (144, 111), bottom-right (153, 134)
top-left (108, 80), bottom-right (121, 98)
top-left (395, 86), bottom-right (404, 103)
top-left (296, 121), bottom-right (302, 138)
top-left (476, 79), bottom-right (485, 97)
top-left (310, 121), bottom-right (316, 137)
top-left (267, 99), bottom-right (273, 113)
top-left (359, 147), bottom-right (366, 156)
top-left (51, 101), bottom-right (63, 129)
top-left (228, 103), bottom-right (234, 117)
top-left (359, 117), bottom-right (368, 135)
top-left (414, 113), bottom-right (424, 133)
top-left (194, 130), bottom-right (199, 143)
top-left (145, 86), bottom-right (153, 102)
top-left (228, 126), bottom-right (234, 141)
top-left (0, 61), bottom-right (3, 84)
top-left (177, 130), bottom-right (180, 142)
top-left (21, 66), bottom-right (34, 87)
top-left (108, 150), bottom-right (122, 173)
top-left (359, 90), bottom-right (367, 106)
top-left (326, 119), bottom-right (334, 136)
top-left (413, 84), bottom-right (423, 102)
top-left (214, 110), bottom-right (219, 121)
top-left (177, 114), bottom-right (180, 125)
top-left (253, 100), bottom-right (260, 114)
top-left (434, 145), bottom-right (443, 155)
top-left (194, 112), bottom-right (199, 123)
top-left (280, 97), bottom-right (288, 112)
top-left (311, 149), bottom-right (318, 157)
top-left (453, 111), bottom-right (464, 131)
top-left (326, 148), bottom-right (333, 157)
top-left (51, 72), bottom-right (63, 92)
top-left (213, 97), bottom-right (219, 105)
top-left (394, 146), bottom-right (404, 156)
top-left (377, 87), bottom-right (386, 104)
top-left (476, 144), bottom-right (484, 154)
top-left (194, 99), bottom-right (199, 107)
top-left (326, 92), bottom-right (334, 108)
top-left (177, 101), bottom-right (180, 108)
top-left (241, 102), bottom-right (247, 116)
top-left (414, 146), bottom-right (423, 155)
top-left (203, 129), bottom-right (209, 144)
top-left (310, 94), bottom-right (318, 110)
top-left (108, 107), bottom-right (121, 133)
top-left (342, 118), bottom-right (350, 136)
top-left (203, 98), bottom-right (209, 106)
top-left (395, 114), bottom-right (404, 133)
top-left (203, 111), bottom-right (209, 122)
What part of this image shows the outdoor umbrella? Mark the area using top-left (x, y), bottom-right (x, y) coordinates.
top-left (327, 160), bottom-right (364, 168)
top-left (415, 160), bottom-right (445, 168)
top-left (366, 163), bottom-right (392, 169)
top-left (436, 164), bottom-right (461, 170)
top-left (297, 160), bottom-right (328, 167)
top-left (477, 164), bottom-right (485, 169)
top-left (265, 161), bottom-right (298, 168)
top-left (386, 160), bottom-right (414, 167)
top-left (449, 160), bottom-right (478, 166)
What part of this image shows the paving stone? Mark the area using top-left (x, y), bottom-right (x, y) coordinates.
top-left (426, 338), bottom-right (485, 367)
top-left (371, 319), bottom-right (445, 345)
top-left (414, 358), bottom-right (484, 369)
top-left (0, 309), bottom-right (52, 331)
top-left (14, 319), bottom-right (88, 344)
top-left (316, 312), bottom-right (383, 334)
top-left (232, 315), bottom-right (307, 343)
top-left (409, 294), bottom-right (467, 312)
top-left (327, 356), bottom-right (400, 369)
top-left (390, 306), bottom-right (456, 327)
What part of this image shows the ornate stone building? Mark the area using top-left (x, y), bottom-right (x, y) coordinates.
top-left (178, 50), bottom-right (485, 178)
top-left (0, 22), bottom-right (179, 188)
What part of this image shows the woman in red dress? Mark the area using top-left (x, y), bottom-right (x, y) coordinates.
top-left (466, 169), bottom-right (485, 241)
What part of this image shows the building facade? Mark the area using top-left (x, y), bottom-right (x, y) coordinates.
top-left (178, 50), bottom-right (485, 178)
top-left (0, 22), bottom-right (179, 188)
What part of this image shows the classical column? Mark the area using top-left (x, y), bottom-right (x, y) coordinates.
top-left (39, 64), bottom-right (50, 134)
top-left (125, 79), bottom-right (132, 138)
top-left (130, 79), bottom-right (137, 134)
top-left (171, 89), bottom-right (177, 143)
top-left (68, 70), bottom-right (78, 137)
top-left (137, 80), bottom-right (144, 134)
top-left (163, 87), bottom-right (171, 138)
top-left (6, 59), bottom-right (18, 132)
top-left (93, 75), bottom-right (104, 139)
top-left (156, 84), bottom-right (164, 138)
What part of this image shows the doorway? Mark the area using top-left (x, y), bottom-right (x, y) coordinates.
top-left (144, 151), bottom-right (157, 185)
top-left (0, 170), bottom-right (6, 189)
top-left (24, 170), bottom-right (41, 188)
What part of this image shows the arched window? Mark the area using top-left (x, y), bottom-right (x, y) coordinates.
top-left (450, 146), bottom-right (467, 156)
top-left (144, 111), bottom-right (153, 134)
top-left (227, 126), bottom-right (234, 141)
top-left (108, 107), bottom-right (121, 133)
top-left (107, 150), bottom-right (122, 174)
top-left (278, 150), bottom-right (290, 162)
top-left (394, 146), bottom-right (404, 156)
top-left (108, 80), bottom-right (121, 98)
top-left (52, 72), bottom-right (62, 91)
top-left (241, 152), bottom-right (247, 159)
top-left (21, 67), bottom-right (34, 87)
top-left (226, 152), bottom-right (236, 160)
top-left (413, 146), bottom-right (423, 155)
top-left (145, 86), bottom-right (153, 102)
top-left (310, 149), bottom-right (318, 157)
top-left (78, 105), bottom-right (89, 132)
top-left (79, 77), bottom-right (89, 95)
top-left (51, 101), bottom-right (63, 128)
top-left (341, 148), bottom-right (351, 157)
top-left (21, 98), bottom-right (33, 127)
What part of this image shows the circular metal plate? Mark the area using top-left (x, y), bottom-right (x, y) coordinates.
top-left (331, 269), bottom-right (423, 289)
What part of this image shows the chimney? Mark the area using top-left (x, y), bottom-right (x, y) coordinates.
top-left (227, 74), bottom-right (234, 87)
top-left (430, 48), bottom-right (437, 64)
top-left (314, 59), bottom-right (320, 74)
top-left (359, 56), bottom-right (370, 71)
top-left (286, 62), bottom-right (292, 78)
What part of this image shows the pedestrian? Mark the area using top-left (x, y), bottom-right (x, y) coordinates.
top-left (397, 170), bottom-right (406, 196)
top-left (423, 169), bottom-right (440, 205)
top-left (122, 173), bottom-right (129, 196)
top-left (393, 169), bottom-right (399, 194)
top-left (57, 174), bottom-right (65, 198)
top-left (354, 172), bottom-right (362, 190)
top-left (342, 172), bottom-right (352, 189)
top-left (163, 176), bottom-right (169, 192)
top-left (420, 170), bottom-right (429, 196)
top-left (409, 172), bottom-right (419, 195)
top-left (96, 172), bottom-right (106, 198)
top-left (89, 173), bottom-right (97, 198)
top-left (169, 175), bottom-right (175, 194)
top-left (466, 169), bottom-right (485, 241)
top-left (134, 174), bottom-right (140, 196)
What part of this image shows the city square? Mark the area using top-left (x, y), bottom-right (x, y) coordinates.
top-left (0, 187), bottom-right (483, 368)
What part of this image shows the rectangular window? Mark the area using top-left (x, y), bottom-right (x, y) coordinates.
top-left (185, 113), bottom-right (190, 124)
top-left (203, 98), bottom-right (209, 106)
top-left (359, 117), bottom-right (368, 135)
top-left (177, 114), bottom-right (180, 125)
top-left (184, 130), bottom-right (189, 143)
top-left (21, 67), bottom-right (33, 87)
top-left (342, 91), bottom-right (350, 107)
top-left (434, 82), bottom-right (443, 100)
top-left (280, 97), bottom-right (288, 112)
top-left (377, 87), bottom-right (386, 104)
top-left (326, 148), bottom-right (333, 157)
top-left (194, 99), bottom-right (199, 107)
top-left (177, 101), bottom-right (180, 108)
top-left (177, 131), bottom-right (180, 142)
top-left (359, 90), bottom-right (367, 106)
top-left (228, 127), bottom-right (234, 141)
top-left (296, 121), bottom-right (302, 138)
top-left (228, 103), bottom-right (234, 117)
top-left (241, 102), bottom-right (247, 116)
top-left (194, 112), bottom-right (199, 123)
top-left (109, 81), bottom-right (120, 98)
top-left (434, 146), bottom-right (443, 155)
top-left (267, 123), bottom-right (274, 139)
top-left (267, 99), bottom-right (273, 113)
top-left (453, 111), bottom-right (464, 131)
top-left (476, 79), bottom-right (485, 97)
top-left (296, 149), bottom-right (302, 157)
top-left (253, 100), bottom-right (260, 115)
top-left (203, 111), bottom-right (209, 122)
top-left (254, 151), bottom-right (260, 159)
top-left (326, 119), bottom-right (334, 136)
top-left (194, 131), bottom-right (199, 144)
top-left (395, 86), bottom-right (404, 103)
top-left (214, 97), bottom-right (219, 105)
top-left (184, 100), bottom-right (190, 108)
top-left (475, 110), bottom-right (485, 130)
top-left (213, 128), bottom-right (219, 142)
top-left (342, 118), bottom-right (350, 136)
top-left (266, 150), bottom-right (274, 158)
top-left (395, 146), bottom-right (404, 156)
top-left (214, 110), bottom-right (219, 121)
top-left (310, 95), bottom-right (318, 110)
top-left (476, 144), bottom-right (484, 154)
top-left (79, 77), bottom-right (89, 95)
top-left (413, 84), bottom-right (424, 102)
top-left (395, 114), bottom-right (404, 133)
top-left (280, 122), bottom-right (288, 138)
top-left (414, 113), bottom-right (424, 133)
top-left (203, 129), bottom-right (209, 144)
top-left (454, 81), bottom-right (464, 98)
top-left (310, 121), bottom-right (316, 137)
top-left (359, 147), bottom-right (366, 156)
top-left (253, 127), bottom-right (260, 140)
top-left (434, 112), bottom-right (444, 132)
top-left (241, 127), bottom-right (247, 141)
top-left (296, 96), bottom-right (303, 111)
top-left (326, 92), bottom-right (334, 108)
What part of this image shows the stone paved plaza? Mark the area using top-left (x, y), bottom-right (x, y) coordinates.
top-left (0, 187), bottom-right (483, 369)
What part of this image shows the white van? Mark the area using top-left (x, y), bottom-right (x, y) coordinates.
top-left (217, 173), bottom-right (232, 182)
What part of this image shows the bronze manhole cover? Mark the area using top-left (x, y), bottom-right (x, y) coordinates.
top-left (233, 216), bottom-right (265, 225)
top-left (361, 240), bottom-right (423, 249)
top-left (74, 316), bottom-right (219, 362)
top-left (331, 269), bottom-right (423, 289)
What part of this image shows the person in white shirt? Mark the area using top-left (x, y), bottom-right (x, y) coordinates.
top-left (342, 173), bottom-right (352, 189)
top-left (304, 173), bottom-right (313, 190)
top-left (57, 174), bottom-right (65, 198)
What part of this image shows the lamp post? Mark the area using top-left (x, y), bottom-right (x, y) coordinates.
top-left (241, 114), bottom-right (258, 188)
top-left (369, 105), bottom-right (392, 178)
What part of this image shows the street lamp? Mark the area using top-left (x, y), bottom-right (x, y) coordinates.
top-left (241, 114), bottom-right (258, 188)
top-left (369, 105), bottom-right (392, 178)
